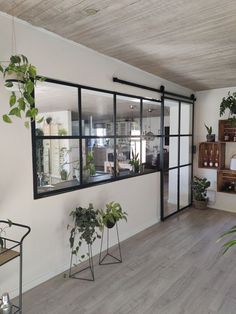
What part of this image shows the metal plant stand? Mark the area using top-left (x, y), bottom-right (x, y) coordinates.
top-left (99, 222), bottom-right (122, 265)
top-left (69, 244), bottom-right (94, 281)
top-left (0, 220), bottom-right (31, 314)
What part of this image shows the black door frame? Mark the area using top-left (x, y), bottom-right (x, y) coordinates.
top-left (160, 95), bottom-right (195, 221)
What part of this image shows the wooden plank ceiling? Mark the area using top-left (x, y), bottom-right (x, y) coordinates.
top-left (1, 0), bottom-right (236, 91)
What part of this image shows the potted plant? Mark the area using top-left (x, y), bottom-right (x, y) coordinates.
top-left (68, 204), bottom-right (101, 260)
top-left (192, 176), bottom-right (210, 209)
top-left (217, 225), bottom-right (236, 254)
top-left (99, 201), bottom-right (127, 229)
top-left (0, 220), bottom-right (12, 251)
top-left (129, 151), bottom-right (140, 173)
top-left (0, 54), bottom-right (44, 127)
top-left (220, 91), bottom-right (236, 126)
top-left (83, 151), bottom-right (96, 180)
top-left (204, 124), bottom-right (215, 142)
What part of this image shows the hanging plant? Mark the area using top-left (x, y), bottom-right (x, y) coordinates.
top-left (0, 54), bottom-right (44, 127)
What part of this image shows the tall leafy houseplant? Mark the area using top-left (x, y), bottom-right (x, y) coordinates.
top-left (0, 54), bottom-right (43, 127)
top-left (129, 151), bottom-right (140, 173)
top-left (99, 201), bottom-right (128, 229)
top-left (68, 204), bottom-right (101, 260)
top-left (192, 176), bottom-right (210, 209)
top-left (220, 91), bottom-right (236, 126)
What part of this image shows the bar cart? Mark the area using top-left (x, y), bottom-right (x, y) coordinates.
top-left (0, 220), bottom-right (31, 314)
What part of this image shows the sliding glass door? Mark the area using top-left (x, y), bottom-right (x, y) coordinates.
top-left (161, 97), bottom-right (194, 220)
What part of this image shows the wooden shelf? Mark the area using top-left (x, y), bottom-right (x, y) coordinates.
top-left (0, 248), bottom-right (20, 266)
top-left (198, 142), bottom-right (225, 169)
top-left (217, 169), bottom-right (236, 193)
top-left (219, 119), bottom-right (236, 141)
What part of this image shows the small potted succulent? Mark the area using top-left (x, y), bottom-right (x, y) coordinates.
top-left (192, 176), bottom-right (210, 209)
top-left (205, 124), bottom-right (215, 142)
top-left (0, 54), bottom-right (44, 127)
top-left (99, 201), bottom-right (127, 229)
top-left (220, 91), bottom-right (236, 126)
top-left (129, 151), bottom-right (140, 173)
top-left (68, 204), bottom-right (101, 260)
top-left (0, 220), bottom-right (12, 251)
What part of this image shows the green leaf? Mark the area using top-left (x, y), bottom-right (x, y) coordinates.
top-left (5, 81), bottom-right (13, 88)
top-left (18, 98), bottom-right (26, 111)
top-left (37, 116), bottom-right (44, 123)
top-left (28, 65), bottom-right (37, 78)
top-left (26, 80), bottom-right (34, 94)
top-left (0, 64), bottom-right (3, 73)
top-left (24, 121), bottom-right (29, 128)
top-left (31, 108), bottom-right (38, 119)
top-left (24, 92), bottom-right (34, 105)
top-left (10, 55), bottom-right (21, 64)
top-left (26, 110), bottom-right (32, 118)
top-left (9, 92), bottom-right (16, 107)
top-left (9, 107), bottom-right (21, 118)
top-left (2, 114), bottom-right (12, 123)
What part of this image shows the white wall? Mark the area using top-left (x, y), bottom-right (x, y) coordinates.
top-left (0, 11), bottom-right (192, 297)
top-left (194, 86), bottom-right (236, 213)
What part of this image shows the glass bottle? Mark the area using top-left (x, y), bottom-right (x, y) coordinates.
top-left (224, 132), bottom-right (229, 141)
top-left (233, 132), bottom-right (236, 142)
top-left (203, 149), bottom-right (208, 167)
top-left (209, 150), bottom-right (213, 167)
top-left (214, 149), bottom-right (219, 168)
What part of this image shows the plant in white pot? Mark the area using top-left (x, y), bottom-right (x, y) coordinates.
top-left (192, 176), bottom-right (210, 209)
top-left (0, 54), bottom-right (43, 127)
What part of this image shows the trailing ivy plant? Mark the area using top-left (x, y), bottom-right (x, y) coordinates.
top-left (68, 204), bottom-right (101, 261)
top-left (0, 54), bottom-right (44, 127)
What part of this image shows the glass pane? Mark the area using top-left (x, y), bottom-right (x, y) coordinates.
top-left (180, 102), bottom-right (193, 134)
top-left (164, 169), bottom-right (178, 217)
top-left (143, 100), bottom-right (161, 136)
top-left (164, 99), bottom-right (179, 135)
top-left (82, 139), bottom-right (114, 183)
top-left (81, 89), bottom-right (114, 136)
top-left (168, 136), bottom-right (178, 168)
top-left (116, 137), bottom-right (140, 175)
top-left (143, 137), bottom-right (161, 171)
top-left (180, 166), bottom-right (191, 209)
top-left (36, 139), bottom-right (80, 194)
top-left (180, 136), bottom-right (192, 165)
top-left (116, 96), bottom-right (140, 136)
top-left (35, 81), bottom-right (79, 136)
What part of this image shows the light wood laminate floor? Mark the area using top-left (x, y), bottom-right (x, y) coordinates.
top-left (22, 208), bottom-right (236, 314)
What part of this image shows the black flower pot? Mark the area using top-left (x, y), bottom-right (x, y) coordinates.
top-left (105, 218), bottom-right (116, 229)
top-left (206, 134), bottom-right (215, 142)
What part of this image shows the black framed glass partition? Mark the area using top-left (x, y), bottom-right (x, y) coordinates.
top-left (32, 79), bottom-right (163, 199)
top-left (161, 98), bottom-right (194, 220)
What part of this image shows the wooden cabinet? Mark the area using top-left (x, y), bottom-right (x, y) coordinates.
top-left (198, 120), bottom-right (236, 194)
top-left (217, 169), bottom-right (236, 193)
top-left (219, 119), bottom-right (236, 142)
top-left (198, 142), bottom-right (225, 169)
